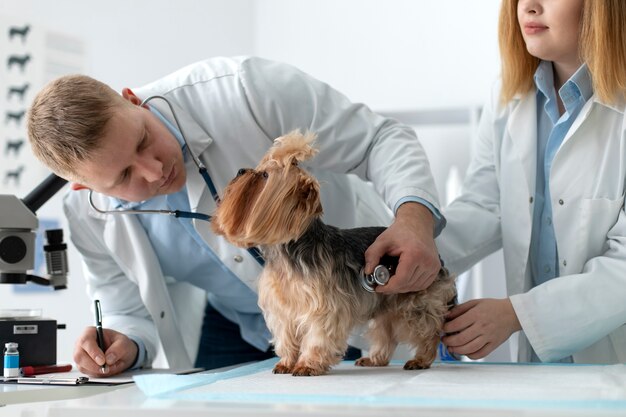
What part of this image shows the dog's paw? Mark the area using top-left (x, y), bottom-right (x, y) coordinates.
top-left (291, 365), bottom-right (325, 376)
top-left (355, 357), bottom-right (389, 367)
top-left (403, 359), bottom-right (431, 370)
top-left (354, 357), bottom-right (372, 367)
top-left (272, 363), bottom-right (293, 374)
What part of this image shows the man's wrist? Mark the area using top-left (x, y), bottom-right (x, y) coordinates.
top-left (396, 202), bottom-right (435, 232)
top-left (394, 196), bottom-right (446, 236)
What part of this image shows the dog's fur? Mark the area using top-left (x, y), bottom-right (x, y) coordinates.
top-left (211, 131), bottom-right (456, 376)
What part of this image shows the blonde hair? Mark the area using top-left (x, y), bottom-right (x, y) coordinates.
top-left (27, 75), bottom-right (130, 178)
top-left (499, 0), bottom-right (626, 105)
top-left (580, 0), bottom-right (626, 104)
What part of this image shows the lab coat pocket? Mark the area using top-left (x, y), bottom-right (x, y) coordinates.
top-left (578, 195), bottom-right (625, 259)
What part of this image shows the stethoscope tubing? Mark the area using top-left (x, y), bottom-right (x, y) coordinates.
top-left (87, 190), bottom-right (211, 221)
top-left (85, 95), bottom-right (264, 265)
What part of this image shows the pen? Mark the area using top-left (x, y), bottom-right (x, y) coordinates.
top-left (94, 299), bottom-right (107, 373)
top-left (21, 364), bottom-right (72, 376)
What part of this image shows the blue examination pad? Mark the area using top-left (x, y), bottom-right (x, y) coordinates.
top-left (134, 359), bottom-right (626, 412)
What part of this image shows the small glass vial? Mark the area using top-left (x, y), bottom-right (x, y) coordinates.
top-left (3, 342), bottom-right (19, 378)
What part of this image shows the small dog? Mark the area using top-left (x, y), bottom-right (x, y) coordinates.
top-left (212, 131), bottom-right (456, 376)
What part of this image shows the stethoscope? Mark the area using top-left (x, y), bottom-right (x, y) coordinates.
top-left (87, 95), bottom-right (265, 266)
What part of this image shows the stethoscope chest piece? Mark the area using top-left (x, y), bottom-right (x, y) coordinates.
top-left (359, 264), bottom-right (392, 293)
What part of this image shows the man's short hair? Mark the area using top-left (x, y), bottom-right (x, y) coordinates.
top-left (27, 74), bottom-right (130, 179)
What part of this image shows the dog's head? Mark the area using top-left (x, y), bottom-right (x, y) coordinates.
top-left (211, 131), bottom-right (323, 247)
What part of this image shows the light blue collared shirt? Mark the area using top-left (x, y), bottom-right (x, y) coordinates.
top-left (530, 61), bottom-right (592, 286)
top-left (529, 61), bottom-right (592, 362)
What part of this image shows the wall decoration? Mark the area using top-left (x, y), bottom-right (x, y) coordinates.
top-left (1, 15), bottom-right (85, 195)
top-left (0, 15), bottom-right (85, 293)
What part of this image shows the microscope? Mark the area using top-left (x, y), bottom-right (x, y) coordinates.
top-left (0, 173), bottom-right (69, 288)
top-left (0, 173), bottom-right (69, 372)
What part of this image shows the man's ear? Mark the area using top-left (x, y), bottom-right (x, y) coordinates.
top-left (70, 183), bottom-right (89, 191)
top-left (121, 88), bottom-right (142, 106)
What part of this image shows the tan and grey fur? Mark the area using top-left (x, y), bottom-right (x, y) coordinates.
top-left (212, 131), bottom-right (456, 376)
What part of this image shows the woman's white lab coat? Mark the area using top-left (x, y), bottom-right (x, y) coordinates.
top-left (436, 82), bottom-right (626, 363)
top-left (63, 57), bottom-right (439, 368)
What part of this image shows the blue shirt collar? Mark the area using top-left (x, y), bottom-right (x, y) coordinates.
top-left (534, 60), bottom-right (555, 100)
top-left (534, 61), bottom-right (593, 124)
top-left (568, 63), bottom-right (593, 103)
top-left (534, 61), bottom-right (592, 119)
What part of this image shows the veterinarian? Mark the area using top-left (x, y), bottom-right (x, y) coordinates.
top-left (27, 56), bottom-right (445, 376)
top-left (431, 0), bottom-right (626, 364)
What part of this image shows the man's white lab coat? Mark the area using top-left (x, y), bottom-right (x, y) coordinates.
top-left (64, 57), bottom-right (440, 368)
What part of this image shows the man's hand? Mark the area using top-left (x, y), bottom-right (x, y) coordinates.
top-left (73, 327), bottom-right (139, 377)
top-left (442, 298), bottom-right (522, 359)
top-left (364, 202), bottom-right (440, 293)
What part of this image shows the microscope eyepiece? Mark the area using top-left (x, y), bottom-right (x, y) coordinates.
top-left (44, 229), bottom-right (66, 249)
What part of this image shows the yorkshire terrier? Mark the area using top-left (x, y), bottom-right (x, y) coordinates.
top-left (211, 131), bottom-right (456, 376)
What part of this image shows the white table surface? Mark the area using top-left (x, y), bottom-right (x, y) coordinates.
top-left (0, 382), bottom-right (123, 417)
top-left (14, 382), bottom-right (626, 417)
top-left (1, 361), bottom-right (625, 417)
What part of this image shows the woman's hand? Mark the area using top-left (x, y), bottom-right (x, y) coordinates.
top-left (442, 298), bottom-right (522, 359)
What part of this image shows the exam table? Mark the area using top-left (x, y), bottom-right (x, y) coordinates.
top-left (1, 359), bottom-right (625, 417)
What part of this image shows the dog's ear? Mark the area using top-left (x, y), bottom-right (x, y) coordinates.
top-left (260, 130), bottom-right (318, 168)
top-left (298, 174), bottom-right (323, 216)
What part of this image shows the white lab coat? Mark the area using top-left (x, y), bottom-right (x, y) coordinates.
top-left (436, 82), bottom-right (626, 363)
top-left (63, 57), bottom-right (440, 368)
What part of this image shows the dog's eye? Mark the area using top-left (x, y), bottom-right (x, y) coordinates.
top-left (236, 168), bottom-right (248, 177)
top-left (261, 171), bottom-right (268, 179)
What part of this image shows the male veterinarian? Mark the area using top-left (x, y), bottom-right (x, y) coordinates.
top-left (27, 56), bottom-right (444, 377)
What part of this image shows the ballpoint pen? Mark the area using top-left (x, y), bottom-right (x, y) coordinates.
top-left (94, 299), bottom-right (107, 373)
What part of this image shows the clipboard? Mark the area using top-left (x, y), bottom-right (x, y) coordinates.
top-left (1, 367), bottom-right (203, 386)
top-left (1, 376), bottom-right (89, 385)
top-left (18, 376), bottom-right (89, 385)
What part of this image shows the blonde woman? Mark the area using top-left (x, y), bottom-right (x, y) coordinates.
top-left (434, 0), bottom-right (626, 363)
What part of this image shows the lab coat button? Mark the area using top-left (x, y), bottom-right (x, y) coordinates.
top-left (160, 311), bottom-right (165, 319)
top-left (558, 199), bottom-right (564, 205)
top-left (233, 255), bottom-right (243, 263)
top-left (529, 197), bottom-right (534, 203)
top-left (563, 259), bottom-right (567, 267)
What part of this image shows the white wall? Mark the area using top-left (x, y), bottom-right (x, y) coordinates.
top-left (1, 0), bottom-right (510, 365)
top-left (0, 0), bottom-right (255, 89)
top-left (254, 0), bottom-right (501, 111)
